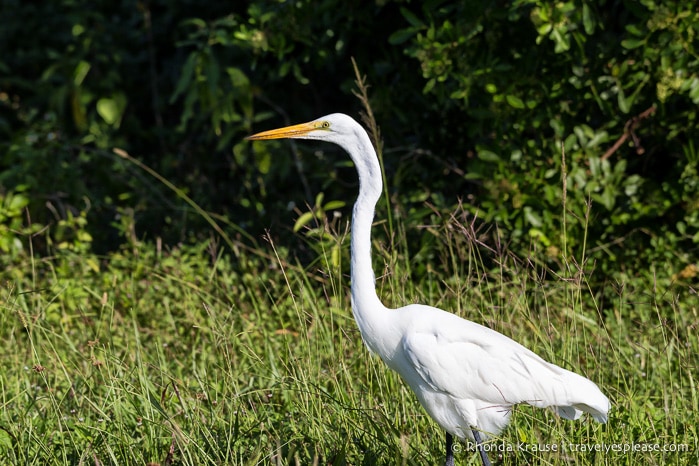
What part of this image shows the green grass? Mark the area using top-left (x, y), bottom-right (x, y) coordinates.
top-left (0, 203), bottom-right (697, 465)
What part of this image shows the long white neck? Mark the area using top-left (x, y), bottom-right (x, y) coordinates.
top-left (345, 126), bottom-right (389, 342)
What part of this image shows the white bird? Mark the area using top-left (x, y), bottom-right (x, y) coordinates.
top-left (246, 113), bottom-right (610, 466)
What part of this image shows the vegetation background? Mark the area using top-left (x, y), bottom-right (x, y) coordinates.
top-left (0, 0), bottom-right (697, 464)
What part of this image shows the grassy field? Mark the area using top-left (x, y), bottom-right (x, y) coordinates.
top-left (1, 200), bottom-right (697, 466)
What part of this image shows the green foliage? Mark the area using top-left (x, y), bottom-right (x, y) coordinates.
top-left (292, 191), bottom-right (346, 270)
top-left (2, 0), bottom-right (695, 276)
top-left (389, 0), bottom-right (698, 274)
top-left (0, 187), bottom-right (32, 255)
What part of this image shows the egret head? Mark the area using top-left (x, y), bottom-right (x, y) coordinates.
top-left (246, 112), bottom-right (381, 196)
top-left (245, 113), bottom-right (362, 144)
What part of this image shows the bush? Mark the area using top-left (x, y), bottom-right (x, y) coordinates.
top-left (1, 0), bottom-right (697, 278)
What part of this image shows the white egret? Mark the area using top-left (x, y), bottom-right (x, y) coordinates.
top-left (246, 113), bottom-right (610, 466)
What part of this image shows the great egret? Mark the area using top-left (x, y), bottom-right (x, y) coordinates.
top-left (246, 113), bottom-right (610, 466)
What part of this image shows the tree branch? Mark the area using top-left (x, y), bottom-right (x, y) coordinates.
top-left (601, 105), bottom-right (656, 160)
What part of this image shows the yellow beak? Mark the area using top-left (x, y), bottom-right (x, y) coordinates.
top-left (245, 121), bottom-right (317, 140)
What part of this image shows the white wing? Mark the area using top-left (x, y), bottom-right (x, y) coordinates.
top-left (399, 305), bottom-right (609, 425)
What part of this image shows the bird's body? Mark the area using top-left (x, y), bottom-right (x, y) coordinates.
top-left (246, 113), bottom-right (609, 465)
top-left (358, 302), bottom-right (609, 439)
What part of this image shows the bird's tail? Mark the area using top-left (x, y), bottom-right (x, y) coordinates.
top-left (555, 403), bottom-right (608, 423)
top-left (553, 372), bottom-right (610, 423)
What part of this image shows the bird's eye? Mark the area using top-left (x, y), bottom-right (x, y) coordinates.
top-left (321, 121), bottom-right (331, 129)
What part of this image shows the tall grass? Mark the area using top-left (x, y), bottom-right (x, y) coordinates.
top-left (1, 202), bottom-right (696, 465)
